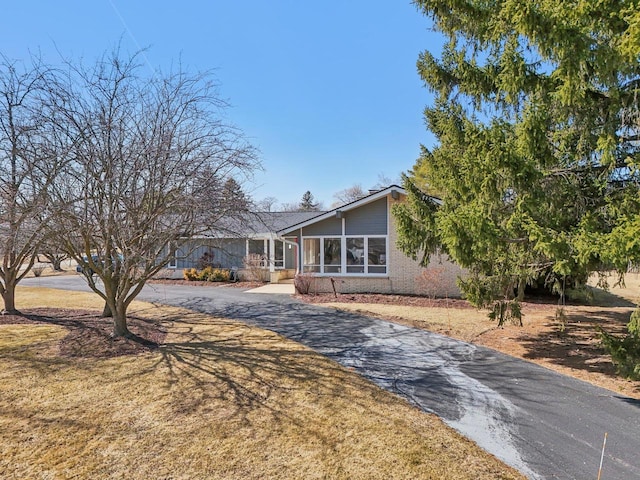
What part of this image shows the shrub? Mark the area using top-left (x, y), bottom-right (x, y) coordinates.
top-left (294, 273), bottom-right (315, 295)
top-left (416, 266), bottom-right (447, 304)
top-left (183, 268), bottom-right (200, 281)
top-left (600, 308), bottom-right (640, 380)
top-left (210, 268), bottom-right (230, 282)
top-left (32, 264), bottom-right (48, 277)
top-left (199, 266), bottom-right (214, 281)
top-left (243, 254), bottom-right (266, 282)
top-left (183, 267), bottom-right (231, 282)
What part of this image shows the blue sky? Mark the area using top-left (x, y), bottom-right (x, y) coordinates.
top-left (1, 1), bottom-right (440, 207)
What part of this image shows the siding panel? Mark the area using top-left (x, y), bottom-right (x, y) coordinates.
top-left (177, 238), bottom-right (245, 269)
top-left (301, 216), bottom-right (342, 236)
top-left (345, 198), bottom-right (387, 235)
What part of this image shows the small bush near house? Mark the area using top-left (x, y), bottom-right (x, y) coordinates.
top-left (244, 253), bottom-right (266, 282)
top-left (294, 273), bottom-right (315, 295)
top-left (183, 268), bottom-right (199, 281)
top-left (183, 267), bottom-right (231, 282)
top-left (416, 266), bottom-right (447, 304)
top-left (201, 266), bottom-right (230, 282)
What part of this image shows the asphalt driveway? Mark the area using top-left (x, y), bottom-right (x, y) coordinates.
top-left (21, 276), bottom-right (640, 479)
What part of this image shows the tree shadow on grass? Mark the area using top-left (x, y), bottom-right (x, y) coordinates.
top-left (516, 308), bottom-right (637, 387)
top-left (585, 286), bottom-right (637, 308)
top-left (141, 310), bottom-right (400, 432)
top-left (1, 308), bottom-right (168, 358)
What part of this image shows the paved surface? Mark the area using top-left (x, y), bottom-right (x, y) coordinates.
top-left (21, 276), bottom-right (640, 479)
top-left (246, 283), bottom-right (295, 294)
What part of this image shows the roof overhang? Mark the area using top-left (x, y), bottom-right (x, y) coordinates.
top-left (277, 185), bottom-right (409, 235)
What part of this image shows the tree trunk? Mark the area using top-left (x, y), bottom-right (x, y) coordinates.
top-left (111, 306), bottom-right (131, 338)
top-left (102, 301), bottom-right (112, 317)
top-left (52, 257), bottom-right (63, 271)
top-left (112, 315), bottom-right (130, 337)
top-left (1, 281), bottom-right (19, 314)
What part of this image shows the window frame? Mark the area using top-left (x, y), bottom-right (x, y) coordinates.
top-left (301, 235), bottom-right (388, 276)
top-left (167, 243), bottom-right (178, 269)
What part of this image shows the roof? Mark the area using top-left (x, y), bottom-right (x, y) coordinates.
top-left (277, 185), bottom-right (408, 235)
top-left (196, 210), bottom-right (325, 238)
top-left (194, 185), bottom-right (440, 238)
top-left (248, 211), bottom-right (326, 234)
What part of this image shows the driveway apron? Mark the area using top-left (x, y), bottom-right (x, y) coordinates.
top-left (21, 277), bottom-right (640, 480)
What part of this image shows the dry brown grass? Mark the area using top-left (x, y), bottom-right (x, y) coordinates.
top-left (0, 287), bottom-right (524, 480)
top-left (318, 272), bottom-right (640, 400)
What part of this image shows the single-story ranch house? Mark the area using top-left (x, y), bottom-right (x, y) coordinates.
top-left (165, 186), bottom-right (463, 297)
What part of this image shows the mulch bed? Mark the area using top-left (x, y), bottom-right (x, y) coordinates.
top-left (295, 293), bottom-right (586, 313)
top-left (0, 308), bottom-right (168, 359)
top-left (148, 279), bottom-right (265, 289)
top-left (295, 293), bottom-right (476, 309)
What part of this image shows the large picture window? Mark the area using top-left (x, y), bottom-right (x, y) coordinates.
top-left (302, 236), bottom-right (387, 275)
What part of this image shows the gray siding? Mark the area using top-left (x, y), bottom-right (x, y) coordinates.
top-left (301, 216), bottom-right (342, 236)
top-left (345, 198), bottom-right (387, 235)
top-left (176, 238), bottom-right (245, 269)
top-left (284, 241), bottom-right (296, 269)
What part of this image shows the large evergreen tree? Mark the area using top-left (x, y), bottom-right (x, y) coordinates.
top-left (396, 0), bottom-right (640, 324)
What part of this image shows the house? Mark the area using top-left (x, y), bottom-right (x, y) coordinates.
top-left (166, 210), bottom-right (321, 282)
top-left (165, 185), bottom-right (463, 297)
top-left (276, 185), bottom-right (463, 297)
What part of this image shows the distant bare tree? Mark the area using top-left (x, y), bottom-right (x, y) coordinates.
top-left (279, 201), bottom-right (301, 212)
top-left (371, 173), bottom-right (400, 190)
top-left (255, 196), bottom-right (278, 212)
top-left (0, 56), bottom-right (56, 313)
top-left (331, 184), bottom-right (366, 207)
top-left (46, 50), bottom-right (258, 337)
top-left (37, 238), bottom-right (69, 271)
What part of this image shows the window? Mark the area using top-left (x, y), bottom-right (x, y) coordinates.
top-left (324, 238), bottom-right (341, 273)
top-left (274, 240), bottom-right (284, 268)
top-left (302, 236), bottom-right (387, 275)
top-left (167, 243), bottom-right (178, 268)
top-left (368, 237), bottom-right (386, 274)
top-left (346, 237), bottom-right (364, 273)
top-left (248, 239), bottom-right (267, 267)
top-left (303, 238), bottom-right (320, 273)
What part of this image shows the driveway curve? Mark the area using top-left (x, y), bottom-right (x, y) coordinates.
top-left (21, 276), bottom-right (640, 479)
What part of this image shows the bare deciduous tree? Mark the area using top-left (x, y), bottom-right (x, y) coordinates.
top-left (255, 196), bottom-right (278, 212)
top-left (47, 50), bottom-right (258, 337)
top-left (0, 56), bottom-right (55, 313)
top-left (37, 238), bottom-right (69, 271)
top-left (371, 173), bottom-right (399, 190)
top-left (331, 183), bottom-right (366, 207)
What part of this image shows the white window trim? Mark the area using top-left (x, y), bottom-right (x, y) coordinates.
top-left (301, 235), bottom-right (388, 276)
